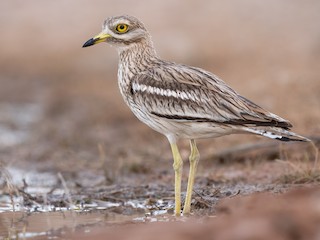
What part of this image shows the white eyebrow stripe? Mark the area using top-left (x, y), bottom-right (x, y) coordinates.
top-left (132, 83), bottom-right (203, 102)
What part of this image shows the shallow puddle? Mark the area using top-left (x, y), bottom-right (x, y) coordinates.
top-left (0, 205), bottom-right (175, 239)
top-left (0, 210), bottom-right (148, 239)
top-left (0, 166), bottom-right (176, 239)
top-left (0, 197), bottom-right (174, 239)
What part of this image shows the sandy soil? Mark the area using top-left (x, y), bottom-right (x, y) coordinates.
top-left (0, 0), bottom-right (320, 239)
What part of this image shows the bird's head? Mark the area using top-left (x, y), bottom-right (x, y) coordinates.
top-left (83, 15), bottom-right (149, 49)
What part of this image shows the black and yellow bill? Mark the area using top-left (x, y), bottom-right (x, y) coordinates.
top-left (82, 32), bottom-right (110, 48)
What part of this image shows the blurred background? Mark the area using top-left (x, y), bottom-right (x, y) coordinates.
top-left (0, 0), bottom-right (319, 179)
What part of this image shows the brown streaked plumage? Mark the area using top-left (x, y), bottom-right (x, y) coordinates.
top-left (83, 15), bottom-right (310, 216)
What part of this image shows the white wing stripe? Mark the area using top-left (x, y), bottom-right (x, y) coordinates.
top-left (132, 83), bottom-right (203, 102)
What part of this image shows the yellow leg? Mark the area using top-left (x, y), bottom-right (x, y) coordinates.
top-left (170, 142), bottom-right (183, 216)
top-left (183, 139), bottom-right (200, 215)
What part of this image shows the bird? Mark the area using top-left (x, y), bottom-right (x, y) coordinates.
top-left (82, 15), bottom-right (310, 216)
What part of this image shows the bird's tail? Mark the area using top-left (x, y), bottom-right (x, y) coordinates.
top-left (243, 127), bottom-right (310, 142)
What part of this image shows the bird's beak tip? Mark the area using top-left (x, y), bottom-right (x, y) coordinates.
top-left (82, 33), bottom-right (111, 48)
top-left (82, 38), bottom-right (95, 48)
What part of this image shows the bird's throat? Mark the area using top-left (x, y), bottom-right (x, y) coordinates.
top-left (118, 39), bottom-right (158, 69)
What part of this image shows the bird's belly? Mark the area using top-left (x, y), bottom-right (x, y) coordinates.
top-left (129, 104), bottom-right (234, 139)
top-left (153, 119), bottom-right (234, 139)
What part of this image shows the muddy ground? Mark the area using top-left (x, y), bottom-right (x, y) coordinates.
top-left (0, 1), bottom-right (320, 239)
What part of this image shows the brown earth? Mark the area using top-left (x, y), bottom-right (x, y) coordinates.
top-left (0, 0), bottom-right (320, 239)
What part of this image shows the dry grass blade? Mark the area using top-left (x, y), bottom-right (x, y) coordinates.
top-left (276, 140), bottom-right (320, 184)
top-left (0, 163), bottom-right (20, 211)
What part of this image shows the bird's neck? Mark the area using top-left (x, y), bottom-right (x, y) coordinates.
top-left (117, 38), bottom-right (158, 106)
top-left (118, 38), bottom-right (158, 73)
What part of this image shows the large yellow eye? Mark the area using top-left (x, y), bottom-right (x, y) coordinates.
top-left (115, 24), bottom-right (129, 33)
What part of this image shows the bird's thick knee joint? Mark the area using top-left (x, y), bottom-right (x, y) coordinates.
top-left (173, 158), bottom-right (183, 171)
top-left (189, 140), bottom-right (200, 164)
top-left (189, 150), bottom-right (200, 164)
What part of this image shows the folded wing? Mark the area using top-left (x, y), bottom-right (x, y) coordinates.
top-left (130, 62), bottom-right (292, 130)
